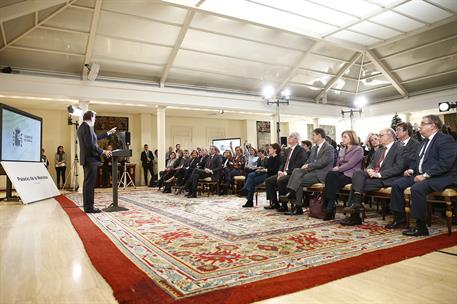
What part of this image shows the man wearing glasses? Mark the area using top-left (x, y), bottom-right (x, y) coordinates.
top-left (389, 115), bottom-right (457, 236)
top-left (341, 128), bottom-right (405, 226)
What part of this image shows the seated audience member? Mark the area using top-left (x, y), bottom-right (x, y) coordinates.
top-left (41, 149), bottom-right (49, 169)
top-left (264, 132), bottom-right (307, 211)
top-left (239, 143), bottom-right (281, 208)
top-left (322, 131), bottom-right (364, 220)
top-left (364, 133), bottom-right (380, 168)
top-left (256, 149), bottom-right (268, 168)
top-left (280, 128), bottom-right (335, 215)
top-left (301, 140), bottom-right (312, 162)
top-left (222, 143), bottom-right (245, 194)
top-left (101, 145), bottom-right (113, 187)
top-left (175, 143), bottom-right (181, 153)
top-left (341, 128), bottom-right (405, 226)
top-left (165, 146), bottom-right (173, 165)
top-left (157, 151), bottom-right (177, 187)
top-left (181, 148), bottom-right (209, 193)
top-left (243, 141), bottom-right (259, 175)
top-left (396, 122), bottom-right (419, 166)
top-left (185, 146), bottom-right (222, 198)
top-left (141, 144), bottom-right (154, 186)
top-left (55, 145), bottom-right (67, 189)
top-left (163, 150), bottom-right (190, 193)
top-left (389, 115), bottom-right (457, 236)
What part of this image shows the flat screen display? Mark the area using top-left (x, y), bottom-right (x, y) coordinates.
top-left (1, 104), bottom-right (42, 162)
top-left (212, 138), bottom-right (241, 154)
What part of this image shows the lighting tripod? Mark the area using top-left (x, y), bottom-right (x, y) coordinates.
top-left (118, 158), bottom-right (136, 190)
top-left (63, 121), bottom-right (79, 191)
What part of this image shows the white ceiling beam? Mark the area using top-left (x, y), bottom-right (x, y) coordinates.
top-left (160, 9), bottom-right (196, 88)
top-left (391, 52), bottom-right (457, 72)
top-left (369, 15), bottom-right (457, 49)
top-left (8, 45), bottom-right (84, 57)
top-left (0, 0), bottom-right (68, 23)
top-left (82, 0), bottom-right (103, 80)
top-left (379, 33), bottom-right (457, 61)
top-left (0, 0), bottom-right (77, 53)
top-left (38, 24), bottom-right (89, 35)
top-left (366, 49), bottom-right (408, 97)
top-left (314, 52), bottom-right (362, 102)
top-left (321, 0), bottom-right (410, 39)
top-left (0, 23), bottom-right (6, 46)
top-left (274, 42), bottom-right (318, 95)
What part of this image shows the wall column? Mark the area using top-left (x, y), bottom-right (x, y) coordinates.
top-left (312, 117), bottom-right (319, 129)
top-left (140, 113), bottom-right (153, 147)
top-left (245, 119), bottom-right (257, 148)
top-left (404, 112), bottom-right (412, 123)
top-left (157, 106), bottom-right (166, 173)
top-left (270, 114), bottom-right (276, 143)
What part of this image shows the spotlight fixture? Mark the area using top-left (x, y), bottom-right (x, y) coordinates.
top-left (67, 105), bottom-right (83, 117)
top-left (438, 101), bottom-right (457, 112)
top-left (261, 86), bottom-right (291, 143)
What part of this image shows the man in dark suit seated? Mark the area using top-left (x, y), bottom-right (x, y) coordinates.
top-left (341, 128), bottom-right (405, 226)
top-left (389, 115), bottom-right (457, 236)
top-left (141, 144), bottom-right (154, 186)
top-left (264, 132), bottom-right (307, 212)
top-left (280, 128), bottom-right (335, 215)
top-left (186, 146), bottom-right (223, 198)
top-left (396, 122), bottom-right (419, 166)
top-left (77, 110), bottom-right (116, 213)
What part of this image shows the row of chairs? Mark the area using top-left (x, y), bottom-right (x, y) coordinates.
top-left (180, 177), bottom-right (457, 235)
top-left (301, 183), bottom-right (456, 235)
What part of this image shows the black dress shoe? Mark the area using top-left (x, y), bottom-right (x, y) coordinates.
top-left (242, 201), bottom-right (254, 208)
top-left (285, 206), bottom-right (303, 215)
top-left (278, 204), bottom-right (289, 212)
top-left (402, 227), bottom-right (429, 236)
top-left (185, 193), bottom-right (196, 198)
top-left (264, 202), bottom-right (279, 210)
top-left (385, 219), bottom-right (406, 229)
top-left (236, 189), bottom-right (248, 197)
top-left (163, 189), bottom-right (172, 193)
top-left (323, 210), bottom-right (336, 221)
top-left (340, 214), bottom-right (362, 226)
top-left (279, 192), bottom-right (295, 202)
top-left (85, 208), bottom-right (101, 213)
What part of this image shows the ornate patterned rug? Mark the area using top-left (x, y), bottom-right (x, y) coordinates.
top-left (59, 190), bottom-right (457, 304)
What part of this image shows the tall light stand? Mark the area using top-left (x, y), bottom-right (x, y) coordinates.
top-left (341, 109), bottom-right (362, 130)
top-left (266, 97), bottom-right (289, 144)
top-left (63, 117), bottom-right (79, 191)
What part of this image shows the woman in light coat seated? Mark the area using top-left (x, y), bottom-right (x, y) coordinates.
top-left (323, 130), bottom-right (364, 220)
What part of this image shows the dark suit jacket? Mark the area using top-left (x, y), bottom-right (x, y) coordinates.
top-left (77, 122), bottom-right (108, 166)
top-left (402, 137), bottom-right (419, 169)
top-left (369, 141), bottom-right (404, 184)
top-left (411, 132), bottom-right (457, 191)
top-left (304, 141), bottom-right (335, 181)
top-left (205, 154), bottom-right (223, 181)
top-left (141, 150), bottom-right (154, 167)
top-left (279, 145), bottom-right (307, 175)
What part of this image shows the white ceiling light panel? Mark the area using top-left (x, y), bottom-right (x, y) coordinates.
top-left (394, 0), bottom-right (453, 23)
top-left (369, 10), bottom-right (425, 31)
top-left (310, 0), bottom-right (381, 17)
top-left (349, 21), bottom-right (402, 39)
top-left (330, 30), bottom-right (382, 45)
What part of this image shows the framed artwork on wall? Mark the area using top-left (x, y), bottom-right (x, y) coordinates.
top-left (94, 116), bottom-right (129, 149)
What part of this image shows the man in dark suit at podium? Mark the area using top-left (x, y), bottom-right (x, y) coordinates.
top-left (77, 110), bottom-right (116, 213)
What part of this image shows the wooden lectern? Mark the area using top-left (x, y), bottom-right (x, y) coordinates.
top-left (103, 149), bottom-right (132, 212)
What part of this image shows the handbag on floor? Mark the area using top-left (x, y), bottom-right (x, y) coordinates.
top-left (309, 192), bottom-right (325, 219)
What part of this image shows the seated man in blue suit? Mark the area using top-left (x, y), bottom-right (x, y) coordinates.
top-left (389, 115), bottom-right (457, 236)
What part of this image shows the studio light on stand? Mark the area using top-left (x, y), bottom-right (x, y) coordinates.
top-left (438, 101), bottom-right (457, 112)
top-left (64, 105), bottom-right (83, 192)
top-left (341, 52), bottom-right (365, 130)
top-left (263, 86), bottom-right (291, 143)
